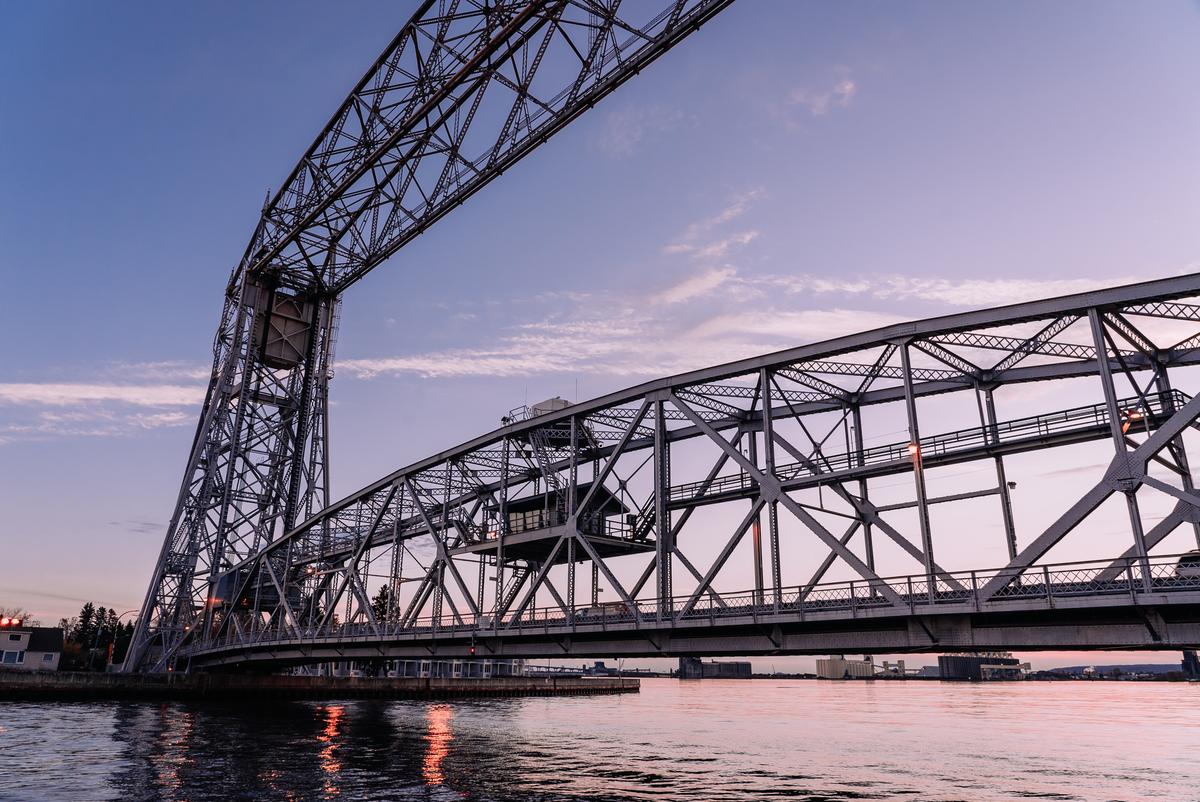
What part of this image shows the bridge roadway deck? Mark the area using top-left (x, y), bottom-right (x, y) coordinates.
top-left (185, 556), bottom-right (1200, 669)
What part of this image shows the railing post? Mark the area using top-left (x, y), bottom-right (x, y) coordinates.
top-left (970, 571), bottom-right (979, 612)
top-left (907, 575), bottom-right (915, 612)
top-left (850, 580), bottom-right (857, 617)
top-left (1043, 565), bottom-right (1053, 607)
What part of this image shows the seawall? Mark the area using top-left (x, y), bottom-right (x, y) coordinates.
top-left (0, 671), bottom-right (640, 701)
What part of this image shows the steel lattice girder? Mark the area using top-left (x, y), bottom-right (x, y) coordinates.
top-left (238, 0), bottom-right (736, 295)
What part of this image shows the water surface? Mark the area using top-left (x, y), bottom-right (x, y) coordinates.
top-left (1, 678), bottom-right (1197, 801)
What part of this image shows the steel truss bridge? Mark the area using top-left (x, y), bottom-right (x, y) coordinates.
top-left (125, 2), bottom-right (1200, 672)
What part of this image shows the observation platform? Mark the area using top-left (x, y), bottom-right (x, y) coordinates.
top-left (452, 481), bottom-right (653, 564)
top-left (451, 526), bottom-right (655, 564)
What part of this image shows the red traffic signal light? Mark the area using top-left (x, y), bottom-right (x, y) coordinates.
top-left (0, 617), bottom-right (21, 627)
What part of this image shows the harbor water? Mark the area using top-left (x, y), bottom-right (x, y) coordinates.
top-left (1, 677), bottom-right (1197, 801)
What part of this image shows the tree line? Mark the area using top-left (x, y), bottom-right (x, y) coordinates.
top-left (56, 603), bottom-right (137, 671)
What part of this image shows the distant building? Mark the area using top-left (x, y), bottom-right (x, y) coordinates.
top-left (880, 659), bottom-right (920, 677)
top-left (815, 655), bottom-right (875, 680)
top-left (938, 652), bottom-right (1028, 681)
top-left (678, 657), bottom-right (752, 679)
top-left (1183, 650), bottom-right (1200, 679)
top-left (0, 626), bottom-right (63, 672)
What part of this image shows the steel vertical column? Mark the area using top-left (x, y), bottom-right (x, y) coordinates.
top-left (654, 398), bottom-right (672, 620)
top-left (760, 369), bottom-right (782, 609)
top-left (568, 416), bottom-right (579, 621)
top-left (432, 563), bottom-right (444, 629)
top-left (496, 437), bottom-right (509, 612)
top-left (477, 554), bottom-right (486, 622)
top-left (851, 404), bottom-right (874, 571)
top-left (1088, 308), bottom-right (1153, 590)
top-left (984, 387), bottom-right (1019, 560)
top-left (900, 343), bottom-right (936, 598)
top-left (747, 433), bottom-right (765, 605)
top-left (567, 537), bottom-right (576, 623)
top-left (389, 519), bottom-right (403, 625)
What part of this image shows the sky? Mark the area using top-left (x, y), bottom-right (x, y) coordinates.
top-left (1, 1), bottom-right (1199, 671)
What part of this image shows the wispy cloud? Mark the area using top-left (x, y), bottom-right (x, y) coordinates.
top-left (690, 308), bottom-right (906, 342)
top-left (0, 383), bottom-right (203, 407)
top-left (0, 408), bottom-right (193, 443)
top-left (339, 259), bottom-right (912, 383)
top-left (339, 303), bottom-right (904, 382)
top-left (665, 189), bottom-right (764, 257)
top-left (110, 360), bottom-right (210, 382)
top-left (787, 68), bottom-right (857, 116)
top-left (672, 189), bottom-right (763, 252)
top-left (106, 519), bottom-right (164, 535)
top-left (337, 266), bottom-right (1149, 383)
top-left (653, 266), bottom-right (737, 305)
top-left (591, 103), bottom-right (683, 158)
top-left (0, 381), bottom-right (202, 444)
top-left (752, 274), bottom-right (1140, 308)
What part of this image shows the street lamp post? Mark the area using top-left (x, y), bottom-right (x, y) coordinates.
top-left (106, 609), bottom-right (139, 670)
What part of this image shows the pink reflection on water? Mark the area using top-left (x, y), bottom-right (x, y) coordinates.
top-left (156, 705), bottom-right (194, 793)
top-left (422, 704), bottom-right (453, 786)
top-left (317, 704), bottom-right (344, 798)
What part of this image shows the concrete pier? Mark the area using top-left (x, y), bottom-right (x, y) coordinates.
top-left (0, 671), bottom-right (639, 701)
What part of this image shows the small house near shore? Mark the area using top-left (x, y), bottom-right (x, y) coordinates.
top-left (0, 626), bottom-right (63, 672)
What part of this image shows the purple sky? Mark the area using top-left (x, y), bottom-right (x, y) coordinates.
top-left (2, 1), bottom-right (1199, 670)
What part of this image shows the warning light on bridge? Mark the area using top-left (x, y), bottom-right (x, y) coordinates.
top-left (906, 443), bottom-right (920, 457)
top-left (0, 617), bottom-right (21, 627)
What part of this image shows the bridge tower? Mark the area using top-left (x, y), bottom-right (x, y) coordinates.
top-left (123, 0), bottom-right (738, 672)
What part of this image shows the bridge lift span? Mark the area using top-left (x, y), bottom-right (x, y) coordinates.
top-left (125, 3), bottom-right (1200, 673)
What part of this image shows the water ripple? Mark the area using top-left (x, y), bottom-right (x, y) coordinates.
top-left (0, 680), bottom-right (1197, 801)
